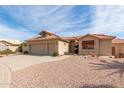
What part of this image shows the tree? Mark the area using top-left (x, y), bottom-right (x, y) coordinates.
top-left (17, 41), bottom-right (27, 52)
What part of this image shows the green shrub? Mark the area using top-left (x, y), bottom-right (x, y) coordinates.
top-left (0, 49), bottom-right (14, 55)
top-left (17, 46), bottom-right (23, 52)
top-left (52, 52), bottom-right (59, 57)
top-left (17, 42), bottom-right (27, 52)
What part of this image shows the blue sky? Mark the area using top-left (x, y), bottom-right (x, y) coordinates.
top-left (0, 5), bottom-right (124, 41)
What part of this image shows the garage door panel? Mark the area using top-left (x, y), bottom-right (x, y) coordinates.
top-left (31, 44), bottom-right (47, 55)
top-left (48, 43), bottom-right (56, 55)
top-left (31, 45), bottom-right (41, 55)
top-left (41, 44), bottom-right (47, 55)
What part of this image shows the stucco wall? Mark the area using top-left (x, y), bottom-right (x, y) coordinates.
top-left (112, 43), bottom-right (124, 56)
top-left (99, 40), bottom-right (112, 56)
top-left (8, 45), bottom-right (19, 52)
top-left (0, 44), bottom-right (8, 51)
top-left (22, 46), bottom-right (29, 52)
top-left (58, 40), bottom-right (69, 55)
top-left (0, 43), bottom-right (19, 52)
top-left (0, 45), bottom-right (18, 52)
top-left (79, 36), bottom-right (100, 55)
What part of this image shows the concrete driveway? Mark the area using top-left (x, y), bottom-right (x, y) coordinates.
top-left (0, 54), bottom-right (70, 87)
top-left (0, 63), bottom-right (12, 88)
top-left (0, 55), bottom-right (70, 72)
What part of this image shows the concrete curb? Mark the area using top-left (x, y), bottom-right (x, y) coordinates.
top-left (0, 62), bottom-right (12, 88)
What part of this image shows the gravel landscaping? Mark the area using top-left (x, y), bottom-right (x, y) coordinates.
top-left (10, 56), bottom-right (124, 88)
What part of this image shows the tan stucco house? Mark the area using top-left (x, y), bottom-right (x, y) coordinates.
top-left (27, 30), bottom-right (124, 57)
top-left (0, 39), bottom-right (21, 52)
top-left (27, 30), bottom-right (69, 55)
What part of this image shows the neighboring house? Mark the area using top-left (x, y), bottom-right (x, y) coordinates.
top-left (27, 30), bottom-right (124, 56)
top-left (27, 30), bottom-right (69, 55)
top-left (112, 39), bottom-right (124, 56)
top-left (0, 39), bottom-right (21, 52)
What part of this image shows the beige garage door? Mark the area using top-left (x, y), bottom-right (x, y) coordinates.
top-left (47, 43), bottom-right (56, 55)
top-left (30, 44), bottom-right (47, 55)
top-left (41, 44), bottom-right (47, 55)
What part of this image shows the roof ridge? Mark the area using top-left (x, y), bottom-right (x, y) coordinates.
top-left (92, 34), bottom-right (116, 38)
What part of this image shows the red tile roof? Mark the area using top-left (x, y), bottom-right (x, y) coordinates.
top-left (63, 36), bottom-right (82, 41)
top-left (79, 34), bottom-right (116, 40)
top-left (92, 34), bottom-right (116, 40)
top-left (27, 30), bottom-right (121, 43)
top-left (39, 30), bottom-right (54, 35)
top-left (112, 39), bottom-right (124, 44)
top-left (27, 30), bottom-right (69, 42)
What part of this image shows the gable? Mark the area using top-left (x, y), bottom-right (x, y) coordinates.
top-left (79, 34), bottom-right (99, 41)
top-left (27, 30), bottom-right (69, 43)
top-left (79, 34), bottom-right (115, 40)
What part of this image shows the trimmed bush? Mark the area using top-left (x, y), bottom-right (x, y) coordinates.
top-left (0, 49), bottom-right (14, 55)
top-left (52, 52), bottom-right (59, 57)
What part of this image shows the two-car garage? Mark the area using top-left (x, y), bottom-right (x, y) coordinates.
top-left (28, 40), bottom-right (58, 55)
top-left (27, 30), bottom-right (69, 56)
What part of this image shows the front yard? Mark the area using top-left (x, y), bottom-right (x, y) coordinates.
top-left (10, 56), bottom-right (124, 88)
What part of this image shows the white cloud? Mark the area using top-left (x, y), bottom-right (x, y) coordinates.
top-left (1, 6), bottom-right (88, 35)
top-left (1, 5), bottom-right (124, 40)
top-left (0, 22), bottom-right (36, 41)
top-left (89, 6), bottom-right (124, 37)
top-left (2, 6), bottom-right (75, 32)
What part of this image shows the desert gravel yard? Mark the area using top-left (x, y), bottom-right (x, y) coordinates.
top-left (10, 56), bottom-right (124, 88)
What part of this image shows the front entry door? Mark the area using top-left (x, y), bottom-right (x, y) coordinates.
top-left (112, 47), bottom-right (115, 56)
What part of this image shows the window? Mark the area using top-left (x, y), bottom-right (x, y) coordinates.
top-left (82, 40), bottom-right (94, 49)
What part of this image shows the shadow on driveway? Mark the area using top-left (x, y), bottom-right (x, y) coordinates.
top-left (79, 84), bottom-right (115, 88)
top-left (89, 60), bottom-right (124, 77)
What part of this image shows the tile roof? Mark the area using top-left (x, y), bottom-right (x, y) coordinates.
top-left (79, 34), bottom-right (116, 40)
top-left (63, 36), bottom-right (82, 41)
top-left (27, 30), bottom-right (69, 42)
top-left (92, 34), bottom-right (116, 40)
top-left (0, 39), bottom-right (21, 45)
top-left (39, 30), bottom-right (54, 35)
top-left (112, 39), bottom-right (124, 44)
top-left (27, 30), bottom-right (117, 42)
